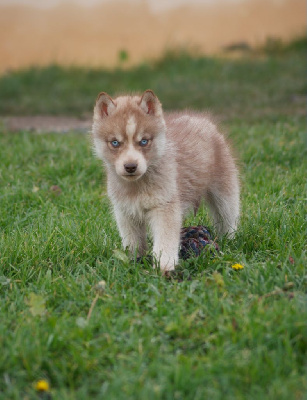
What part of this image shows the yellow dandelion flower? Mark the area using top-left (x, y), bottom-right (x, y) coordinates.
top-left (231, 263), bottom-right (244, 270)
top-left (35, 380), bottom-right (50, 392)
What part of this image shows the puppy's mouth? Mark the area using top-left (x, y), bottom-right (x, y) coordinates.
top-left (121, 174), bottom-right (142, 181)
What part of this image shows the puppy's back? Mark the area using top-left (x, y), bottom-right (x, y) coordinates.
top-left (165, 111), bottom-right (238, 214)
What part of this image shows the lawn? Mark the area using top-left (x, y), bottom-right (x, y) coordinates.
top-left (0, 39), bottom-right (306, 399)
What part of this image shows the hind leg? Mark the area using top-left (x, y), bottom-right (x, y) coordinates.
top-left (206, 183), bottom-right (240, 238)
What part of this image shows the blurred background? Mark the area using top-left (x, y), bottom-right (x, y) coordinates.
top-left (0, 0), bottom-right (305, 127)
top-left (0, 0), bottom-right (305, 72)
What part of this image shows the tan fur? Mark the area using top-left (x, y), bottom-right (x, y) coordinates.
top-left (92, 90), bottom-right (240, 272)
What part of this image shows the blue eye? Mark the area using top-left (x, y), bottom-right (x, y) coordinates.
top-left (140, 139), bottom-right (149, 147)
top-left (111, 140), bottom-right (120, 148)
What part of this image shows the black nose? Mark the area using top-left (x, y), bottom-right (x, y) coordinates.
top-left (124, 163), bottom-right (138, 174)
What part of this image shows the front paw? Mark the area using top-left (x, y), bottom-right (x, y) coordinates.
top-left (160, 263), bottom-right (176, 273)
top-left (153, 257), bottom-right (177, 273)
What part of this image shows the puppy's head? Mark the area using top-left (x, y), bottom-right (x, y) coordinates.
top-left (92, 90), bottom-right (166, 182)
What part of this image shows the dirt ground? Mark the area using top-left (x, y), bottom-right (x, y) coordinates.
top-left (1, 116), bottom-right (91, 133)
top-left (0, 0), bottom-right (305, 72)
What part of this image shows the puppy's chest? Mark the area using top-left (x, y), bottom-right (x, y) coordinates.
top-left (113, 192), bottom-right (156, 219)
top-left (109, 183), bottom-right (174, 220)
top-left (122, 197), bottom-right (151, 219)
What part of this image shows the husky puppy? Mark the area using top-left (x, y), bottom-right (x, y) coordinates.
top-left (92, 90), bottom-right (240, 272)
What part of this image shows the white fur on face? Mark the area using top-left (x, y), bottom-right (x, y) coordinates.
top-left (109, 114), bottom-right (148, 180)
top-left (93, 137), bottom-right (105, 160)
top-left (115, 143), bottom-right (147, 181)
top-left (126, 115), bottom-right (137, 139)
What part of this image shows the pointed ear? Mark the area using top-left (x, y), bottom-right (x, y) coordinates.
top-left (139, 90), bottom-right (162, 116)
top-left (95, 92), bottom-right (116, 117)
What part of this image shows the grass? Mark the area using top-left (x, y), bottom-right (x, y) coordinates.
top-left (0, 40), bottom-right (306, 399)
